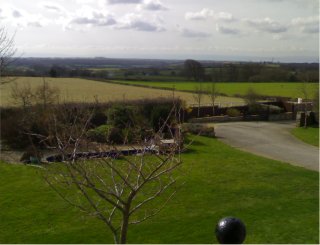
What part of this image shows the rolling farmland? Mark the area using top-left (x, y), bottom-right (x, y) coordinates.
top-left (0, 77), bottom-right (245, 107)
top-left (112, 80), bottom-right (319, 99)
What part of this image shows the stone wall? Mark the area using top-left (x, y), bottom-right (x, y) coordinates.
top-left (268, 112), bottom-right (293, 121)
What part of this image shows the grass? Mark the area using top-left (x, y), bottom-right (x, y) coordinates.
top-left (292, 126), bottom-right (319, 147)
top-left (0, 77), bottom-right (244, 107)
top-left (0, 136), bottom-right (318, 243)
top-left (112, 80), bottom-right (319, 99)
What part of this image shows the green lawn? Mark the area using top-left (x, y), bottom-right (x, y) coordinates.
top-left (292, 127), bottom-right (319, 147)
top-left (0, 136), bottom-right (318, 243)
top-left (111, 80), bottom-right (319, 99)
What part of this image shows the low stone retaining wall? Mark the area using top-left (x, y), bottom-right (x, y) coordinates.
top-left (189, 113), bottom-right (293, 123)
top-left (188, 115), bottom-right (241, 123)
top-left (268, 112), bottom-right (293, 121)
top-left (46, 148), bottom-right (157, 162)
top-left (188, 115), bottom-right (260, 123)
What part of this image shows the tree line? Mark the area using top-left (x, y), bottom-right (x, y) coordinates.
top-left (4, 58), bottom-right (319, 83)
top-left (183, 59), bottom-right (319, 83)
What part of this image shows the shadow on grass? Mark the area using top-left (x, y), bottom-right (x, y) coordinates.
top-left (181, 148), bottom-right (197, 154)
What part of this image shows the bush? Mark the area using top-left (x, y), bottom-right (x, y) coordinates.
top-left (90, 110), bottom-right (107, 127)
top-left (182, 123), bottom-right (215, 137)
top-left (150, 104), bottom-right (173, 130)
top-left (0, 108), bottom-right (53, 149)
top-left (107, 105), bottom-right (136, 128)
top-left (262, 104), bottom-right (283, 114)
top-left (108, 127), bottom-right (125, 144)
top-left (0, 115), bottom-right (30, 149)
top-left (138, 99), bottom-right (176, 130)
top-left (87, 125), bottom-right (129, 144)
top-left (226, 108), bottom-right (241, 117)
top-left (87, 125), bottom-right (111, 143)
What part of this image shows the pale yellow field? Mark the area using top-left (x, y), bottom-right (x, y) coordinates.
top-left (0, 77), bottom-right (245, 107)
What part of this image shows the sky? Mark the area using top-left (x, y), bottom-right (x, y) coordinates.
top-left (1, 0), bottom-right (319, 62)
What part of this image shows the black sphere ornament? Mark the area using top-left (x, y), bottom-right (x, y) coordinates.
top-left (215, 217), bottom-right (246, 244)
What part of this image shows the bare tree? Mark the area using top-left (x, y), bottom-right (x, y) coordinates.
top-left (300, 82), bottom-right (309, 128)
top-left (10, 79), bottom-right (60, 110)
top-left (0, 27), bottom-right (17, 85)
top-left (298, 75), bottom-right (314, 128)
top-left (193, 82), bottom-right (203, 118)
top-left (313, 88), bottom-right (319, 124)
top-left (245, 88), bottom-right (260, 114)
top-left (38, 103), bottom-right (183, 244)
top-left (206, 82), bottom-right (219, 116)
top-left (10, 82), bottom-right (34, 110)
top-left (34, 78), bottom-right (60, 109)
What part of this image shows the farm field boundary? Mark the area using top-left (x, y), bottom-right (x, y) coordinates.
top-left (109, 80), bottom-right (319, 99)
top-left (0, 77), bottom-right (245, 107)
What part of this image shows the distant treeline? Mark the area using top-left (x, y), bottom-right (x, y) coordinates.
top-left (6, 57), bottom-right (319, 83)
top-left (208, 63), bottom-right (319, 83)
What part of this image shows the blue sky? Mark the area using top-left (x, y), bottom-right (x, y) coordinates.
top-left (1, 0), bottom-right (319, 62)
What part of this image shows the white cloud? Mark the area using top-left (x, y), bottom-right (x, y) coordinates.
top-left (0, 8), bottom-right (4, 20)
top-left (12, 9), bottom-right (22, 18)
top-left (0, 6), bottom-right (48, 28)
top-left (215, 12), bottom-right (235, 22)
top-left (39, 1), bottom-right (66, 14)
top-left (116, 13), bottom-right (165, 32)
top-left (70, 15), bottom-right (116, 26)
top-left (263, 0), bottom-right (318, 7)
top-left (181, 28), bottom-right (211, 38)
top-left (137, 0), bottom-right (168, 11)
top-left (76, 0), bottom-right (96, 3)
top-left (107, 0), bottom-right (142, 4)
top-left (185, 9), bottom-right (236, 23)
top-left (216, 24), bottom-right (240, 35)
top-left (62, 5), bottom-right (117, 30)
top-left (185, 8), bottom-right (214, 20)
top-left (291, 16), bottom-right (319, 33)
top-left (28, 21), bottom-right (44, 27)
top-left (245, 17), bottom-right (288, 33)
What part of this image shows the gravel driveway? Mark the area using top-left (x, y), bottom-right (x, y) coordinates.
top-left (213, 121), bottom-right (319, 171)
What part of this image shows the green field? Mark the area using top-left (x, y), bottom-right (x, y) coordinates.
top-left (292, 127), bottom-right (319, 147)
top-left (0, 77), bottom-right (244, 107)
top-left (0, 136), bottom-right (318, 243)
top-left (112, 80), bottom-right (319, 99)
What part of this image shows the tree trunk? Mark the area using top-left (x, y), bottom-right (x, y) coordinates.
top-left (120, 208), bottom-right (130, 244)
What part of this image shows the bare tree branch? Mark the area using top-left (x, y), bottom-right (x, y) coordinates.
top-left (0, 27), bottom-right (18, 85)
top-left (37, 101), bottom-right (184, 244)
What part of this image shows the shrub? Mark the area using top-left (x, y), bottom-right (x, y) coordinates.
top-left (150, 104), bottom-right (173, 130)
top-left (87, 125), bottom-right (111, 143)
top-left (108, 127), bottom-right (124, 144)
top-left (263, 104), bottom-right (283, 114)
top-left (182, 123), bottom-right (215, 137)
top-left (226, 108), bottom-right (241, 117)
top-left (0, 115), bottom-right (30, 149)
top-left (121, 128), bottom-right (136, 143)
top-left (0, 108), bottom-right (52, 149)
top-left (87, 125), bottom-right (129, 144)
top-left (185, 107), bottom-right (193, 114)
top-left (107, 105), bottom-right (136, 128)
top-left (90, 110), bottom-right (107, 127)
top-left (245, 88), bottom-right (261, 114)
